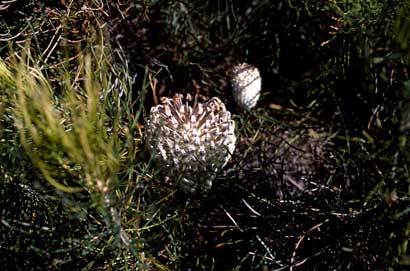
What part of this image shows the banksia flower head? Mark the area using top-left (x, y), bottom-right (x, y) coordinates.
top-left (146, 93), bottom-right (237, 193)
top-left (230, 63), bottom-right (262, 110)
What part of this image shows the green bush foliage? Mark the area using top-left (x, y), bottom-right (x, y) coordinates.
top-left (1, 0), bottom-right (410, 270)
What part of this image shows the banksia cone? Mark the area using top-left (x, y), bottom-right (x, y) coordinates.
top-left (230, 63), bottom-right (262, 110)
top-left (146, 94), bottom-right (237, 193)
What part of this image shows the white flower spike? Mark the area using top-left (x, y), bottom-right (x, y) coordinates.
top-left (146, 94), bottom-right (237, 193)
top-left (231, 63), bottom-right (262, 110)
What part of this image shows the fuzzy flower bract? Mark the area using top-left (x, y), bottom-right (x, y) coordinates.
top-left (146, 94), bottom-right (236, 193)
top-left (231, 63), bottom-right (262, 110)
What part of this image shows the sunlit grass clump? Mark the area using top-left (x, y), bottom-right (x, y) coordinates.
top-left (1, 51), bottom-right (132, 195)
top-left (0, 46), bottom-right (163, 268)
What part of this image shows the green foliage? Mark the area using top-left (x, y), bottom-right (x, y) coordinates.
top-left (0, 38), bottom-right (154, 269)
top-left (1, 0), bottom-right (410, 269)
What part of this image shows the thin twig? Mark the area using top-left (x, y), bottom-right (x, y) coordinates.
top-left (289, 218), bottom-right (330, 270)
top-left (219, 204), bottom-right (243, 232)
top-left (241, 198), bottom-right (262, 217)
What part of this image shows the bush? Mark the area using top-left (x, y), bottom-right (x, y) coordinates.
top-left (1, 0), bottom-right (410, 269)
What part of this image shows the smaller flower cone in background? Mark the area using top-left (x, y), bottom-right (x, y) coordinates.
top-left (146, 94), bottom-right (237, 193)
top-left (230, 63), bottom-right (262, 110)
